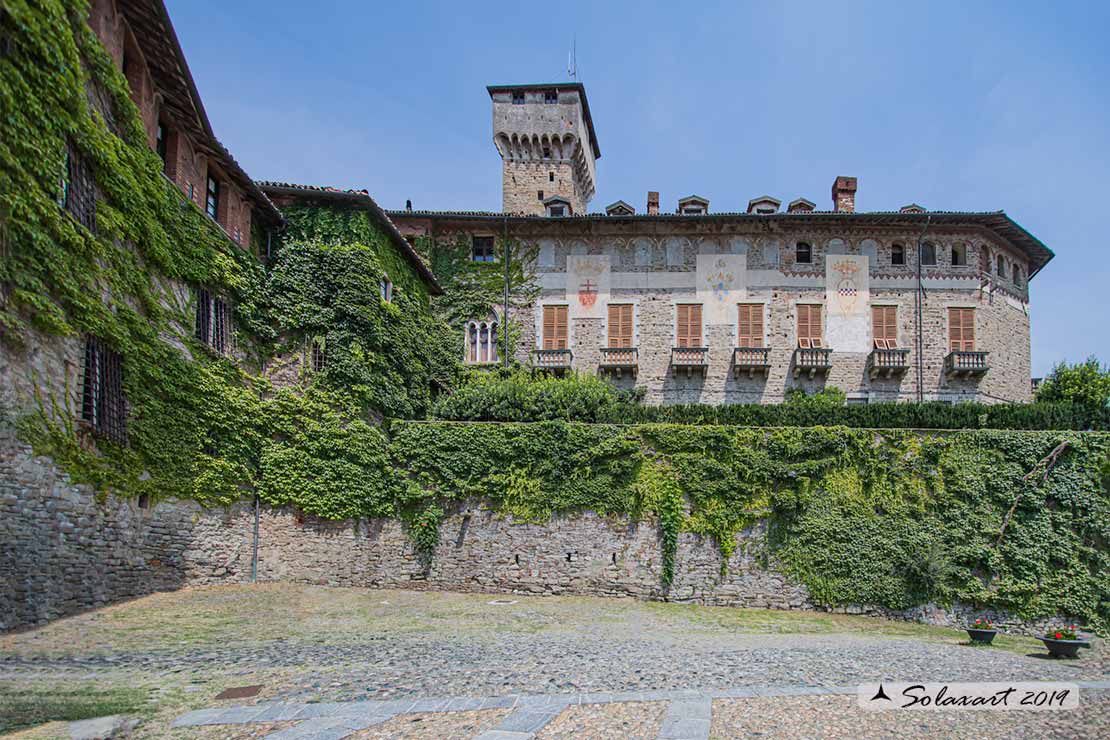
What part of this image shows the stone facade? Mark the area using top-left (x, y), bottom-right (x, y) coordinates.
top-left (491, 84), bottom-right (600, 216)
top-left (0, 431), bottom-right (1077, 636)
top-left (393, 211), bottom-right (1040, 404)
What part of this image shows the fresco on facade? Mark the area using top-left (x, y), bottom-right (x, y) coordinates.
top-left (825, 254), bottom-right (870, 352)
top-left (565, 254), bottom-right (610, 319)
top-left (696, 253), bottom-right (747, 324)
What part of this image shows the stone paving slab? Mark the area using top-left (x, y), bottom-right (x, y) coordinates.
top-left (170, 682), bottom-right (1110, 740)
top-left (657, 699), bottom-right (712, 740)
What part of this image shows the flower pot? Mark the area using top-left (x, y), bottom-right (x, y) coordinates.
top-left (1040, 637), bottom-right (1089, 658)
top-left (966, 628), bottom-right (997, 644)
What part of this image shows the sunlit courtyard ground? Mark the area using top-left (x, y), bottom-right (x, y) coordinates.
top-left (1, 584), bottom-right (1106, 739)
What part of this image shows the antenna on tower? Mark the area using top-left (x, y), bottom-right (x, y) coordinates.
top-left (567, 38), bottom-right (577, 80)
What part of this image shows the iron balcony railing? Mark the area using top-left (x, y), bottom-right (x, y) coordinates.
top-left (945, 350), bottom-right (990, 377)
top-left (868, 347), bottom-right (910, 378)
top-left (531, 348), bottom-right (573, 370)
top-left (733, 346), bottom-right (771, 377)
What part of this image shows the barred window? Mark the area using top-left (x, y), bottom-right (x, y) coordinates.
top-left (61, 142), bottom-right (96, 231)
top-left (194, 288), bottom-right (230, 354)
top-left (82, 336), bottom-right (127, 445)
top-left (310, 338), bottom-right (325, 372)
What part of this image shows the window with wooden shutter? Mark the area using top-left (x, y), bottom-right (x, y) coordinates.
top-left (675, 304), bottom-right (702, 347)
top-left (737, 304), bottom-right (764, 347)
top-left (796, 304), bottom-right (823, 348)
top-left (608, 304), bottom-right (633, 348)
top-left (542, 305), bottom-right (568, 349)
top-left (872, 305), bottom-right (898, 349)
top-left (948, 307), bottom-right (975, 351)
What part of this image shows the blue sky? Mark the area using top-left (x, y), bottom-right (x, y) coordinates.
top-left (166, 0), bottom-right (1109, 376)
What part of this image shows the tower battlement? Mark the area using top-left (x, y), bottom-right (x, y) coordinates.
top-left (489, 83), bottom-right (600, 216)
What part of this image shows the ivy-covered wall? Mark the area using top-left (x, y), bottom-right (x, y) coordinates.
top-left (387, 423), bottom-right (1110, 632)
top-left (0, 1), bottom-right (452, 508)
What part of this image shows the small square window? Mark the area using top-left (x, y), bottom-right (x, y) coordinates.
top-left (472, 236), bottom-right (496, 262)
top-left (512, 91), bottom-right (525, 104)
top-left (549, 172), bottom-right (554, 182)
top-left (795, 242), bottom-right (812, 264)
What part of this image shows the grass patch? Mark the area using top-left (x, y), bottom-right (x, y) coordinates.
top-left (0, 682), bottom-right (149, 733)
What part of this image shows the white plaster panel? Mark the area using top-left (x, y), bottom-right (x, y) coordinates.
top-left (696, 254), bottom-right (747, 325)
top-left (565, 255), bottom-right (611, 320)
top-left (537, 238), bottom-right (556, 268)
top-left (825, 254), bottom-right (870, 352)
top-left (633, 237), bottom-right (653, 266)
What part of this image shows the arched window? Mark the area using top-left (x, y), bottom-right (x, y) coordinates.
top-left (795, 242), bottom-right (812, 264)
top-left (380, 274), bottom-right (393, 302)
top-left (921, 242), bottom-right (937, 266)
top-left (465, 321), bottom-right (499, 364)
top-left (891, 243), bottom-right (905, 265)
top-left (951, 243), bottom-right (967, 266)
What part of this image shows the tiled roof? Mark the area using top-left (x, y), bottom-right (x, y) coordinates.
top-left (386, 208), bottom-right (1054, 279)
top-left (258, 182), bottom-right (442, 294)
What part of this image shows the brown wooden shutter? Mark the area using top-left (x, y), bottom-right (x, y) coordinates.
top-left (543, 305), bottom-right (568, 350)
top-left (797, 304), bottom-right (822, 347)
top-left (676, 304), bottom-right (702, 348)
top-left (949, 307), bottom-right (975, 351)
top-left (608, 304), bottom-right (633, 348)
top-left (738, 304), bottom-right (763, 347)
top-left (872, 306), bottom-right (897, 349)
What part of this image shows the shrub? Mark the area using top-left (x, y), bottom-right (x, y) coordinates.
top-left (432, 373), bottom-right (1109, 431)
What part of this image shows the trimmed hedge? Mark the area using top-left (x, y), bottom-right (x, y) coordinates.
top-left (432, 372), bottom-right (1109, 430)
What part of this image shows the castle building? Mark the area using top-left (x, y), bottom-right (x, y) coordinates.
top-left (390, 83), bottom-right (1053, 404)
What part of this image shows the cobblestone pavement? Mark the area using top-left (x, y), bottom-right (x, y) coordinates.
top-left (2, 587), bottom-right (1107, 739)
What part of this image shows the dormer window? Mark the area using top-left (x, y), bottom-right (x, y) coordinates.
top-left (677, 195), bottom-right (709, 215)
top-left (544, 90), bottom-right (558, 104)
top-left (605, 200), bottom-right (635, 216)
top-left (787, 198), bottom-right (816, 214)
top-left (543, 195), bottom-right (571, 217)
top-left (747, 196), bottom-right (781, 214)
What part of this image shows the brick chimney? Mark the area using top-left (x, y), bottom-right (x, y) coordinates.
top-left (647, 191), bottom-right (660, 216)
top-left (831, 176), bottom-right (857, 213)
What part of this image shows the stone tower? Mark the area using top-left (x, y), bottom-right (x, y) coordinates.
top-left (488, 83), bottom-right (600, 216)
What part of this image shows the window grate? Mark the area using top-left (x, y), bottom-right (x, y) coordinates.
top-left (82, 336), bottom-right (127, 445)
top-left (195, 288), bottom-right (230, 354)
top-left (310, 339), bottom-right (326, 372)
top-left (62, 142), bottom-right (96, 232)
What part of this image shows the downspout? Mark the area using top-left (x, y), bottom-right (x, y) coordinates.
top-left (914, 215), bottom-right (932, 402)
top-left (502, 216), bottom-right (510, 368)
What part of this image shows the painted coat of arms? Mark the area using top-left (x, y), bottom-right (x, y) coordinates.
top-left (576, 258), bottom-right (604, 307)
top-left (832, 259), bottom-right (861, 313)
top-left (706, 258), bottom-right (736, 301)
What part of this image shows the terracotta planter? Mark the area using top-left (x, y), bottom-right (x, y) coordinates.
top-left (1040, 637), bottom-right (1089, 658)
top-left (966, 628), bottom-right (997, 644)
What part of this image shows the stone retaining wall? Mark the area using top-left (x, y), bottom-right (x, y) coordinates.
top-left (0, 428), bottom-right (1075, 635)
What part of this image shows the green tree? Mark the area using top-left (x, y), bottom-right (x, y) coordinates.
top-left (1036, 357), bottom-right (1110, 409)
